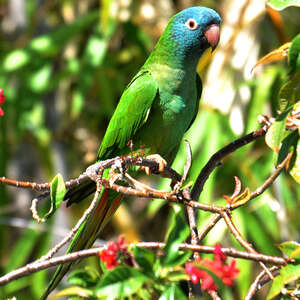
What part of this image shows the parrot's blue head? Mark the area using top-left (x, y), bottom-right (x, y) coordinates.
top-left (166, 6), bottom-right (221, 65)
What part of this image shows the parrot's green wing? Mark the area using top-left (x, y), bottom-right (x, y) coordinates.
top-left (98, 69), bottom-right (158, 160)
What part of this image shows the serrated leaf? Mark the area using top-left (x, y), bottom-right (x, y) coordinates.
top-left (252, 42), bottom-right (291, 72)
top-left (267, 0), bottom-right (300, 10)
top-left (162, 213), bottom-right (191, 268)
top-left (158, 283), bottom-right (187, 300)
top-left (279, 73), bottom-right (300, 111)
top-left (133, 245), bottom-right (155, 274)
top-left (267, 264), bottom-right (300, 299)
top-left (95, 266), bottom-right (150, 299)
top-left (265, 109), bottom-right (292, 153)
top-left (289, 33), bottom-right (300, 74)
top-left (277, 241), bottom-right (300, 257)
top-left (42, 173), bottom-right (66, 219)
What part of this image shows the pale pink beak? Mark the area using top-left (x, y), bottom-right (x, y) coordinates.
top-left (204, 24), bottom-right (220, 50)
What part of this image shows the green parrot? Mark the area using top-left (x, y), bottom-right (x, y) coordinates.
top-left (42, 6), bottom-right (221, 299)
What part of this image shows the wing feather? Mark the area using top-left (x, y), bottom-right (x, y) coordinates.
top-left (98, 70), bottom-right (158, 159)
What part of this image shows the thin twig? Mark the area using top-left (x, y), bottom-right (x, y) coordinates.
top-left (174, 140), bottom-right (192, 192)
top-left (36, 182), bottom-right (102, 262)
top-left (221, 211), bottom-right (274, 280)
top-left (197, 151), bottom-right (292, 241)
top-left (198, 214), bottom-right (221, 242)
top-left (245, 266), bottom-right (281, 300)
top-left (248, 151), bottom-right (293, 202)
top-left (191, 127), bottom-right (268, 201)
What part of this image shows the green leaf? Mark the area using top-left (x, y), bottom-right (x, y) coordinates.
top-left (289, 33), bottom-right (300, 74)
top-left (267, 264), bottom-right (300, 299)
top-left (85, 34), bottom-right (107, 67)
top-left (42, 173), bottom-right (66, 219)
top-left (267, 0), bottom-right (300, 10)
top-left (68, 268), bottom-right (99, 288)
top-left (277, 241), bottom-right (300, 257)
top-left (279, 73), bottom-right (300, 111)
top-left (289, 138), bottom-right (300, 183)
top-left (231, 188), bottom-right (251, 207)
top-left (29, 64), bottom-right (53, 93)
top-left (265, 109), bottom-right (292, 153)
top-left (277, 131), bottom-right (298, 164)
top-left (133, 245), bottom-right (155, 274)
top-left (95, 266), bottom-right (150, 299)
top-left (158, 283), bottom-right (187, 300)
top-left (2, 49), bottom-right (30, 71)
top-left (51, 286), bottom-right (93, 299)
top-left (5, 228), bottom-right (38, 272)
top-left (162, 213), bottom-right (191, 268)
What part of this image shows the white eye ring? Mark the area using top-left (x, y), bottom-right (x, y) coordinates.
top-left (185, 18), bottom-right (198, 30)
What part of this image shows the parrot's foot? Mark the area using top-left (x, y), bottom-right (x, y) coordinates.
top-left (141, 154), bottom-right (167, 176)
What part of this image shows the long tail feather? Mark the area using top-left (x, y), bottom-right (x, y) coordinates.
top-left (41, 183), bottom-right (123, 299)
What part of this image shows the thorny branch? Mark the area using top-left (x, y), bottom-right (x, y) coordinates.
top-left (0, 126), bottom-right (295, 299)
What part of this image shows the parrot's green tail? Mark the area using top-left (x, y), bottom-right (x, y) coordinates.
top-left (41, 181), bottom-right (123, 299)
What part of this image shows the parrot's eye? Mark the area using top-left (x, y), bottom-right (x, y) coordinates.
top-left (185, 18), bottom-right (198, 30)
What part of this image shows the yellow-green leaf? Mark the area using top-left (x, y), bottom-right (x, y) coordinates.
top-left (252, 42), bottom-right (291, 72)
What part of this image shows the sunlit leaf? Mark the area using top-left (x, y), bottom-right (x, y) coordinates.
top-left (3, 49), bottom-right (30, 71)
top-left (267, 264), bottom-right (300, 299)
top-left (290, 246), bottom-right (300, 259)
top-left (39, 173), bottom-right (66, 219)
top-left (267, 0), bottom-right (300, 10)
top-left (265, 109), bottom-right (291, 153)
top-left (51, 286), bottom-right (93, 299)
top-left (288, 33), bottom-right (300, 74)
top-left (252, 42), bottom-right (291, 72)
top-left (289, 140), bottom-right (300, 183)
top-left (85, 35), bottom-right (107, 67)
top-left (158, 283), bottom-right (187, 300)
top-left (29, 64), bottom-right (52, 93)
top-left (277, 241), bottom-right (300, 257)
top-left (231, 188), bottom-right (251, 207)
top-left (95, 266), bottom-right (150, 299)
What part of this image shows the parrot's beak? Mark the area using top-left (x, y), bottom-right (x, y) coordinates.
top-left (204, 24), bottom-right (220, 51)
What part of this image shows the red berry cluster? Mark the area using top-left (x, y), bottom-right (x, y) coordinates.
top-left (0, 89), bottom-right (5, 116)
top-left (98, 236), bottom-right (132, 270)
top-left (185, 244), bottom-right (239, 292)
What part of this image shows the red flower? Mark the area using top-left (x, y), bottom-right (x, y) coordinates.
top-left (221, 260), bottom-right (240, 286)
top-left (212, 244), bottom-right (227, 261)
top-left (185, 244), bottom-right (239, 292)
top-left (0, 89), bottom-right (5, 116)
top-left (98, 236), bottom-right (133, 270)
top-left (98, 243), bottom-right (119, 269)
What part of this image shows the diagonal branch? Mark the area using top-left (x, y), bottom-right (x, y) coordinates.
top-left (191, 127), bottom-right (268, 201)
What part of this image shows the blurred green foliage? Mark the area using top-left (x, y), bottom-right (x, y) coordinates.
top-left (0, 0), bottom-right (300, 299)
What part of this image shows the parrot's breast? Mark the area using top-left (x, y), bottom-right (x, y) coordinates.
top-left (136, 64), bottom-right (198, 161)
